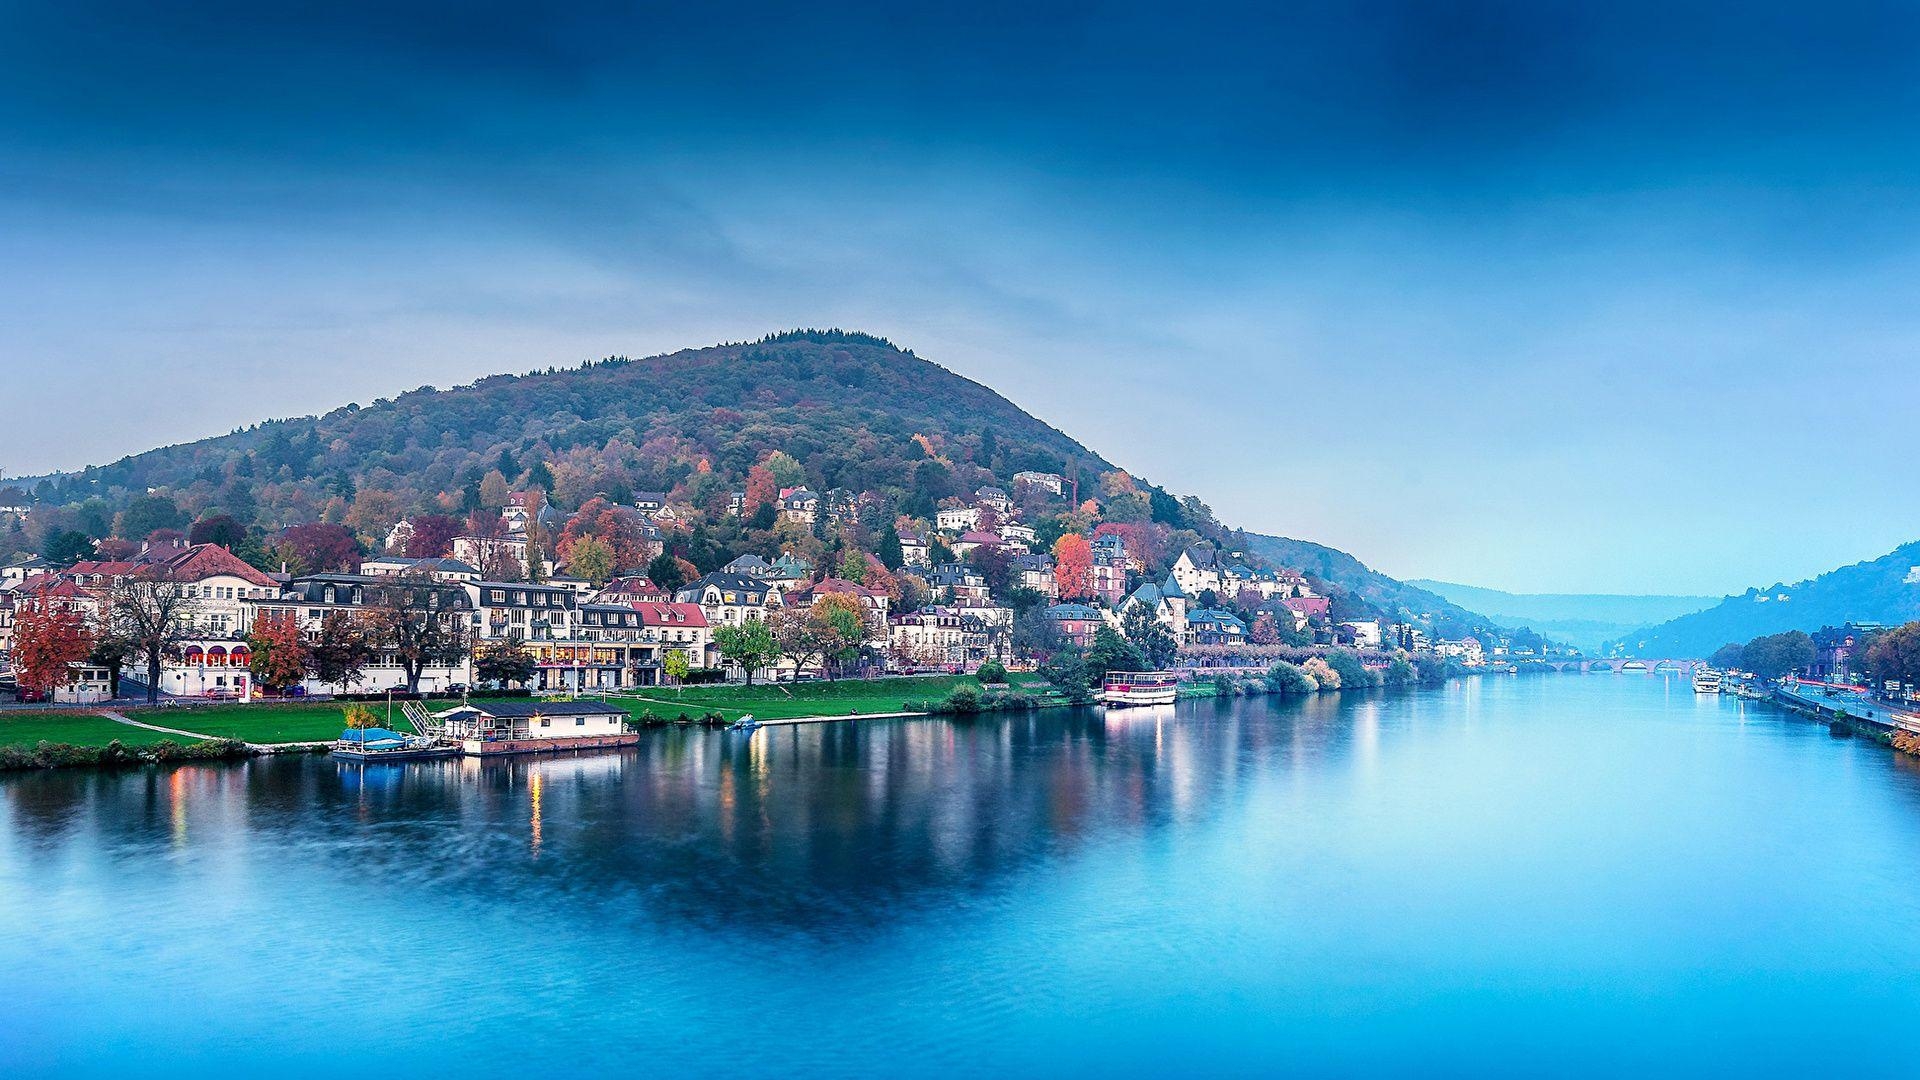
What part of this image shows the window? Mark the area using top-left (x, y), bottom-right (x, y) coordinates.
top-left (576, 717), bottom-right (586, 726)
top-left (539, 718), bottom-right (550, 728)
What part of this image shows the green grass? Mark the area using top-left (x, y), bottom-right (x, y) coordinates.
top-left (584, 674), bottom-right (1042, 722)
top-left (120, 702), bottom-right (378, 744)
top-left (0, 713), bottom-right (196, 749)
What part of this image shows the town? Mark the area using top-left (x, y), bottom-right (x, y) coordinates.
top-left (0, 459), bottom-right (1529, 715)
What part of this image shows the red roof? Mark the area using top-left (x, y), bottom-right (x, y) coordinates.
top-left (630, 601), bottom-right (708, 628)
top-left (958, 531), bottom-right (1002, 545)
top-left (153, 544), bottom-right (278, 587)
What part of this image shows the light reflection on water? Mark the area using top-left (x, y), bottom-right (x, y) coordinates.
top-left (5, 677), bottom-right (1920, 1077)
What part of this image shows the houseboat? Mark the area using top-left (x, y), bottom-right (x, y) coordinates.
top-left (431, 700), bottom-right (639, 756)
top-left (1099, 671), bottom-right (1179, 708)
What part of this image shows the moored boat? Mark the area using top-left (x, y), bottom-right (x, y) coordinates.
top-left (1099, 671), bottom-right (1178, 707)
top-left (1692, 667), bottom-right (1722, 694)
top-left (331, 727), bottom-right (458, 762)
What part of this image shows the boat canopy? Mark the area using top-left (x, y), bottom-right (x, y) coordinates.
top-left (339, 728), bottom-right (408, 748)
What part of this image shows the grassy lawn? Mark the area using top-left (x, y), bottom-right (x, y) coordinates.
top-left (588, 674), bottom-right (1044, 722)
top-left (120, 701), bottom-right (380, 744)
top-left (0, 713), bottom-right (197, 749)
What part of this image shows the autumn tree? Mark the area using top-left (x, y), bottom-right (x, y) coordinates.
top-left (742, 464), bottom-right (778, 515)
top-left (309, 612), bottom-right (377, 691)
top-left (367, 573), bottom-right (473, 695)
top-left (246, 612), bottom-right (311, 693)
top-left (189, 514), bottom-right (246, 549)
top-left (12, 603), bottom-right (93, 700)
top-left (404, 514), bottom-right (463, 559)
top-left (278, 522), bottom-right (362, 573)
top-left (1053, 533), bottom-right (1093, 601)
top-left (474, 631), bottom-right (537, 688)
top-left (813, 592), bottom-right (871, 679)
top-left (105, 572), bottom-right (196, 704)
top-left (1863, 623), bottom-right (1920, 688)
top-left (566, 535), bottom-right (616, 586)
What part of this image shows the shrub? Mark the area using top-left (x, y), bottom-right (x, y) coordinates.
top-left (941, 686), bottom-right (983, 714)
top-left (1264, 661), bottom-right (1318, 695)
top-left (976, 661), bottom-right (1009, 685)
top-left (1303, 657), bottom-right (1340, 690)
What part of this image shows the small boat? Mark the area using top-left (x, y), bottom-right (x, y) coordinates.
top-left (726, 714), bottom-right (761, 733)
top-left (1692, 667), bottom-right (1722, 694)
top-left (1099, 672), bottom-right (1179, 708)
top-left (331, 727), bottom-right (457, 762)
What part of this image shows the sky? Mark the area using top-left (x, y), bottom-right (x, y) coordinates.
top-left (4, 1), bottom-right (1920, 595)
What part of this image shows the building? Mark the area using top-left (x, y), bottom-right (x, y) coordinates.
top-left (450, 533), bottom-right (531, 579)
top-left (675, 572), bottom-right (782, 627)
top-left (925, 563), bottom-right (990, 604)
top-left (975, 486), bottom-right (1012, 514)
top-left (888, 606), bottom-right (989, 669)
top-left (359, 555), bottom-right (481, 583)
top-left (1337, 620), bottom-right (1382, 648)
top-left (1123, 576), bottom-right (1190, 644)
top-left (1187, 608), bottom-right (1249, 645)
top-left (1012, 471), bottom-right (1065, 496)
top-left (435, 699), bottom-right (635, 755)
top-left (899, 529), bottom-right (930, 568)
top-left (1010, 553), bottom-right (1058, 600)
top-left (1435, 637), bottom-right (1486, 666)
top-left (935, 506), bottom-right (981, 533)
top-left (1042, 603), bottom-right (1105, 649)
top-left (952, 531), bottom-right (1002, 559)
top-left (633, 601), bottom-right (714, 672)
top-left (249, 572), bottom-right (474, 695)
top-left (1090, 533), bottom-right (1130, 606)
top-left (778, 487), bottom-right (820, 524)
top-left (592, 576), bottom-right (668, 604)
top-left (1171, 545), bottom-right (1225, 599)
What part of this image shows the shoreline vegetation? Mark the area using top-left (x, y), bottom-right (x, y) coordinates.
top-left (0, 655), bottom-right (1479, 770)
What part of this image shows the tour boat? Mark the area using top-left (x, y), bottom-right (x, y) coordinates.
top-left (1692, 668), bottom-right (1723, 694)
top-left (1099, 671), bottom-right (1179, 708)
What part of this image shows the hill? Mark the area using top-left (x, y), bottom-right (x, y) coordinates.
top-left (7, 329), bottom-right (1504, 634)
top-left (1610, 542), bottom-right (1920, 657)
top-left (1244, 536), bottom-right (1509, 642)
top-left (1408, 580), bottom-right (1715, 653)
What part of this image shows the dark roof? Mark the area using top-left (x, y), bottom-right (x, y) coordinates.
top-left (460, 700), bottom-right (627, 719)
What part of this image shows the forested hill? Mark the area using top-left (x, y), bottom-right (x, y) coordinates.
top-left (19, 331), bottom-right (1115, 519)
top-left (9, 328), bottom-right (1509, 635)
top-left (1244, 534), bottom-right (1505, 641)
top-left (1613, 541), bottom-right (1920, 658)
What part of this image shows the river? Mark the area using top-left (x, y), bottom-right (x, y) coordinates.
top-left (5, 676), bottom-right (1919, 1076)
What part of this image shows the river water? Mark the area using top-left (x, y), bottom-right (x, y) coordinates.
top-left (5, 676), bottom-right (1919, 1077)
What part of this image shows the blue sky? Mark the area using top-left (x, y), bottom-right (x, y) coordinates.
top-left (4, 2), bottom-right (1919, 595)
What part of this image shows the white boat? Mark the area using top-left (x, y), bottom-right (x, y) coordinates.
top-left (1099, 671), bottom-right (1178, 707)
top-left (1692, 667), bottom-right (1722, 694)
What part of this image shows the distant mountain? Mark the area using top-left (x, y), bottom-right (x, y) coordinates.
top-left (14, 328), bottom-right (1510, 635)
top-left (1245, 537), bottom-right (1500, 640)
top-left (1409, 580), bottom-right (1715, 653)
top-left (1609, 542), bottom-right (1920, 657)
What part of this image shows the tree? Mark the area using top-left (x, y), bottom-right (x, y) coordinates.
top-left (522, 487), bottom-right (548, 583)
top-left (1708, 642), bottom-right (1744, 670)
top-left (117, 493), bottom-right (185, 540)
top-left (342, 703), bottom-right (381, 730)
top-left (1303, 656), bottom-right (1341, 690)
top-left (367, 573), bottom-right (473, 694)
top-left (1264, 660), bottom-right (1318, 695)
top-left (105, 572), bottom-right (196, 704)
top-left (877, 524), bottom-right (904, 570)
top-left (310, 612), bottom-right (377, 691)
top-left (813, 592), bottom-right (871, 679)
top-left (661, 648), bottom-right (691, 689)
top-left (1326, 649), bottom-right (1373, 689)
top-left (41, 530), bottom-right (94, 567)
top-left (12, 603), bottom-right (93, 700)
top-left (246, 612), bottom-right (310, 694)
top-left (479, 469), bottom-right (512, 509)
top-left (1251, 611), bottom-right (1280, 646)
top-left (977, 660), bottom-right (1008, 684)
top-left (189, 514), bottom-right (246, 550)
top-left (770, 607), bottom-right (830, 679)
top-left (743, 465), bottom-right (778, 514)
top-left (1084, 625), bottom-right (1146, 682)
top-left (647, 552), bottom-right (690, 593)
top-left (404, 514), bottom-right (463, 559)
top-left (1040, 650), bottom-right (1094, 704)
top-left (713, 619), bottom-right (781, 685)
top-left (474, 632), bottom-right (537, 688)
top-left (1741, 630), bottom-right (1816, 681)
top-left (838, 549), bottom-right (868, 583)
top-left (1054, 533), bottom-right (1093, 600)
top-left (1863, 622), bottom-right (1920, 688)
top-left (763, 451), bottom-right (806, 490)
top-left (566, 535), bottom-right (616, 586)
top-left (1121, 603), bottom-right (1179, 670)
top-left (279, 522), bottom-right (362, 573)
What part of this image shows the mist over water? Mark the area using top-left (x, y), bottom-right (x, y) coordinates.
top-left (6, 678), bottom-right (1919, 1076)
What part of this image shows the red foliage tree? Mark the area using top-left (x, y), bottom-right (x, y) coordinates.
top-left (246, 612), bottom-right (311, 693)
top-left (743, 465), bottom-right (778, 514)
top-left (1054, 533), bottom-right (1093, 601)
top-left (279, 522), bottom-right (362, 573)
top-left (558, 498), bottom-right (653, 571)
top-left (405, 514), bottom-right (463, 559)
top-left (13, 604), bottom-right (93, 700)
